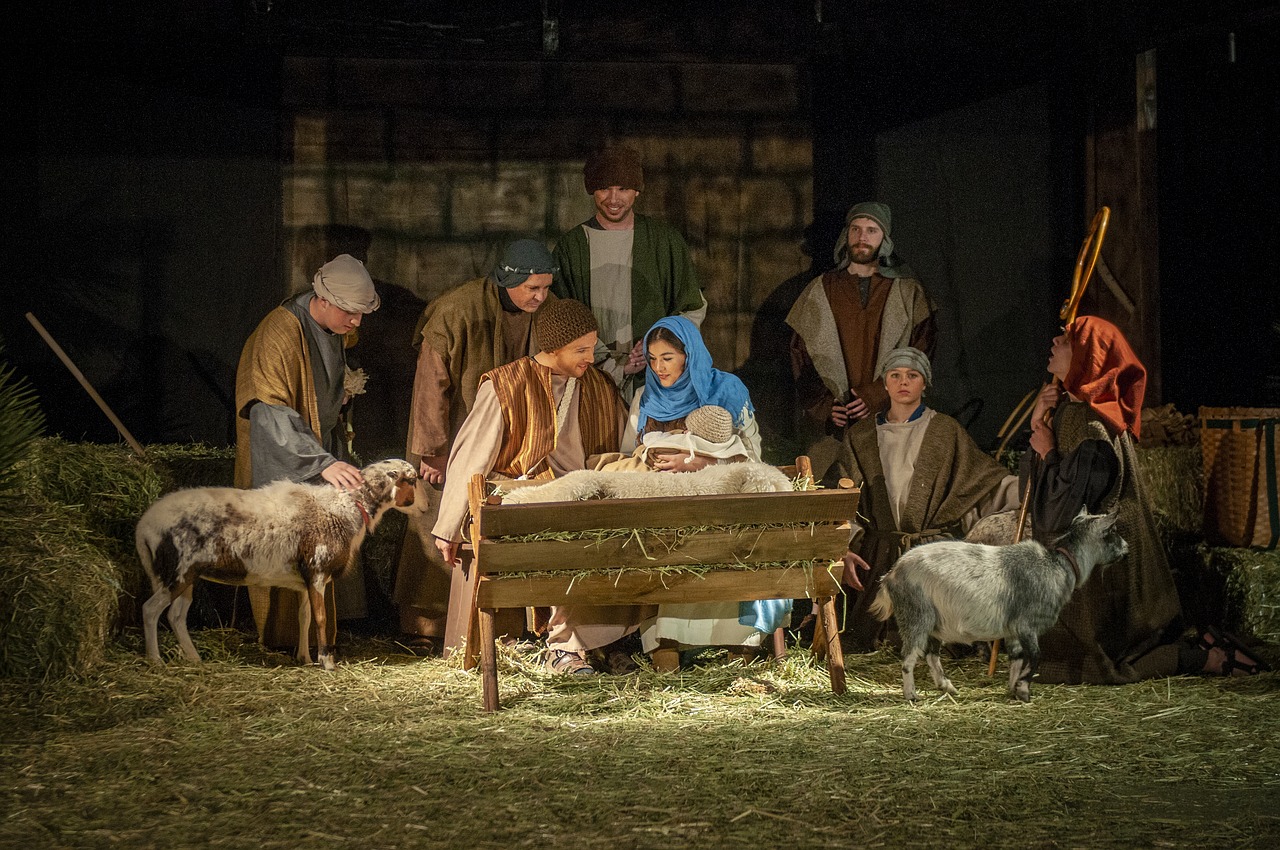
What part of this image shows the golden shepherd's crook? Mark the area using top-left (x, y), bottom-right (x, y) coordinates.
top-left (1060, 206), bottom-right (1110, 324)
top-left (988, 206), bottom-right (1110, 677)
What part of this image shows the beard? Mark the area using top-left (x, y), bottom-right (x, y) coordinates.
top-left (848, 243), bottom-right (879, 265)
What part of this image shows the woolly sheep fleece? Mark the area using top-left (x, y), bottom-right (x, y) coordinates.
top-left (501, 462), bottom-right (792, 503)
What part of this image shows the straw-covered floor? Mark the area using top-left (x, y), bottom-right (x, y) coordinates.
top-left (2, 430), bottom-right (1279, 848)
top-left (2, 628), bottom-right (1278, 850)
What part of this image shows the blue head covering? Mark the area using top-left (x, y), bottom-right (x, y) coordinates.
top-left (637, 317), bottom-right (754, 432)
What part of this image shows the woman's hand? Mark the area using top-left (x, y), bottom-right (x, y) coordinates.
top-left (1029, 414), bottom-right (1056, 459)
top-left (1031, 382), bottom-right (1063, 429)
top-left (652, 453), bottom-right (715, 473)
top-left (841, 550), bottom-right (871, 591)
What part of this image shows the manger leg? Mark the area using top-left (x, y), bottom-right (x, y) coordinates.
top-left (442, 556), bottom-right (480, 668)
top-left (812, 613), bottom-right (828, 662)
top-left (479, 607), bottom-right (500, 712)
top-left (817, 596), bottom-right (847, 695)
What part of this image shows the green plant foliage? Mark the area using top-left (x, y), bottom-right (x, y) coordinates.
top-left (0, 346), bottom-right (46, 493)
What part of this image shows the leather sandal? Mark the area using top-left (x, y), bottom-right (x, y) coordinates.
top-left (545, 648), bottom-right (597, 676)
top-left (1199, 625), bottom-right (1272, 676)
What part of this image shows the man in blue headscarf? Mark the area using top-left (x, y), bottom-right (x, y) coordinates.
top-left (394, 238), bottom-right (559, 654)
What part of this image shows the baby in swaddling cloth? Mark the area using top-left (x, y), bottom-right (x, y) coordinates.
top-left (637, 404), bottom-right (750, 469)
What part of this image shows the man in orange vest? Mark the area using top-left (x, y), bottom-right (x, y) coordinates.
top-left (432, 299), bottom-right (644, 675)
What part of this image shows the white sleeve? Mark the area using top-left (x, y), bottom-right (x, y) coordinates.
top-left (431, 382), bottom-right (505, 543)
top-left (679, 292), bottom-right (708, 328)
top-left (620, 386), bottom-right (645, 454)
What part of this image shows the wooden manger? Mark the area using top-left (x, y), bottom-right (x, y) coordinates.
top-left (443, 458), bottom-right (860, 711)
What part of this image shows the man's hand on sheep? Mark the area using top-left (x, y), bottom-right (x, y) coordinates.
top-left (321, 461), bottom-right (365, 491)
top-left (841, 549), bottom-right (871, 591)
top-left (420, 455), bottom-right (447, 486)
top-left (434, 536), bottom-right (460, 567)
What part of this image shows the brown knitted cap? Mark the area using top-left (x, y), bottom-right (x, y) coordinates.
top-left (536, 298), bottom-right (599, 353)
top-left (685, 405), bottom-right (734, 444)
top-left (583, 145), bottom-right (645, 193)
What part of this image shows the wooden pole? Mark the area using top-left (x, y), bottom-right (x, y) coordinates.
top-left (988, 207), bottom-right (1110, 677)
top-left (25, 312), bottom-right (147, 459)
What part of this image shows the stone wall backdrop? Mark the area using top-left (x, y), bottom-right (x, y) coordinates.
top-left (278, 58), bottom-right (814, 461)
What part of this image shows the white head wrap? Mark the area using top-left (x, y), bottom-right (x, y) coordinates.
top-left (313, 254), bottom-right (380, 313)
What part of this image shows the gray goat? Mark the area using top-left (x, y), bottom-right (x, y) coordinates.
top-left (869, 510), bottom-right (1127, 702)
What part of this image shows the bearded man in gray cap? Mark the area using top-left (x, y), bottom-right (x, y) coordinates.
top-left (553, 144), bottom-right (706, 403)
top-left (234, 252), bottom-right (381, 648)
top-left (393, 238), bottom-right (559, 652)
top-left (785, 201), bottom-right (937, 482)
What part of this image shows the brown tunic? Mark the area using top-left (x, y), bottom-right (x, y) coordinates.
top-left (840, 410), bottom-right (1018, 651)
top-left (790, 270), bottom-right (936, 426)
top-left (395, 277), bottom-right (545, 635)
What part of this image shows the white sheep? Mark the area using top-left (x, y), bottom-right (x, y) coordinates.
top-left (499, 461), bottom-right (792, 504)
top-left (136, 459), bottom-right (418, 670)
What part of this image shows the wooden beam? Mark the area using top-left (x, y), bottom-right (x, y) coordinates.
top-left (475, 524), bottom-right (851, 573)
top-left (479, 487), bottom-right (859, 537)
top-left (477, 565), bottom-right (842, 609)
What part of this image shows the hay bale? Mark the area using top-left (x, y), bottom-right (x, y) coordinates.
top-left (146, 442), bottom-right (236, 491)
top-left (0, 499), bottom-right (121, 679)
top-left (1134, 445), bottom-right (1203, 539)
top-left (17, 438), bottom-right (163, 551)
top-left (14, 439), bottom-right (164, 620)
top-left (1202, 546), bottom-right (1280, 646)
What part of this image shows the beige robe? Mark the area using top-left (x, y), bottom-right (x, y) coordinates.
top-left (394, 278), bottom-right (543, 638)
top-left (840, 410), bottom-right (1019, 651)
top-left (434, 375), bottom-right (638, 654)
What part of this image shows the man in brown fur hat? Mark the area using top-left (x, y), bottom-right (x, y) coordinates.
top-left (553, 144), bottom-right (706, 403)
top-left (431, 299), bottom-right (646, 675)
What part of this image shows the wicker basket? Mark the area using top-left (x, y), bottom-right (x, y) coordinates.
top-left (1200, 407), bottom-right (1280, 549)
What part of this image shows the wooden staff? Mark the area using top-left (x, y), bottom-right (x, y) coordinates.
top-left (25, 312), bottom-right (147, 459)
top-left (988, 207), bottom-right (1109, 677)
